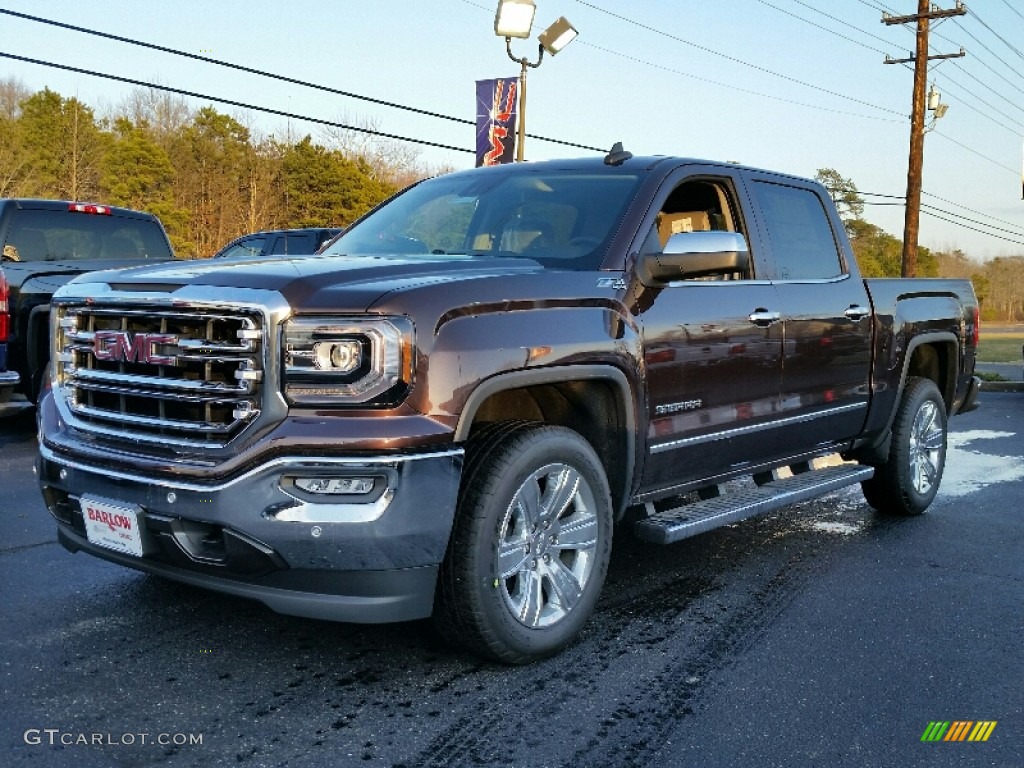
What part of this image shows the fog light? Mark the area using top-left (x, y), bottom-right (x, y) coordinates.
top-left (295, 477), bottom-right (375, 495)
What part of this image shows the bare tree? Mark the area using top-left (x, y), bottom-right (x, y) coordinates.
top-left (319, 111), bottom-right (423, 187)
top-left (0, 76), bottom-right (30, 120)
top-left (118, 87), bottom-right (193, 149)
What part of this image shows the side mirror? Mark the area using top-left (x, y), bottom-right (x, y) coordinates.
top-left (639, 231), bottom-right (749, 285)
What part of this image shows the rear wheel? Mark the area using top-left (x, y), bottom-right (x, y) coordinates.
top-left (435, 422), bottom-right (613, 664)
top-left (861, 377), bottom-right (947, 515)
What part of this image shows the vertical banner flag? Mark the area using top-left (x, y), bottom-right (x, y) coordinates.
top-left (476, 77), bottom-right (518, 167)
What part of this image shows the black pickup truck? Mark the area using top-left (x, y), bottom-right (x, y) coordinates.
top-left (0, 199), bottom-right (176, 410)
top-left (37, 149), bottom-right (980, 663)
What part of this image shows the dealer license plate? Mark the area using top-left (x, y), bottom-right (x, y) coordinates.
top-left (81, 497), bottom-right (144, 557)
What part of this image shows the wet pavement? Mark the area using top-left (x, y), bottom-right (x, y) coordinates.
top-left (2, 393), bottom-right (1022, 767)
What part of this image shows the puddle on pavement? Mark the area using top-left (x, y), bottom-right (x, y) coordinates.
top-left (943, 430), bottom-right (1022, 498)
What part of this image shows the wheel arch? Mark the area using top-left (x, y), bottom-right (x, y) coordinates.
top-left (849, 332), bottom-right (958, 466)
top-left (901, 333), bottom-right (958, 413)
top-left (454, 365), bottom-right (637, 520)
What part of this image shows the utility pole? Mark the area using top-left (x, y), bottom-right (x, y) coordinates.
top-left (884, 1), bottom-right (965, 277)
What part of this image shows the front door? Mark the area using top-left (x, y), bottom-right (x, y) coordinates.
top-left (632, 169), bottom-right (786, 494)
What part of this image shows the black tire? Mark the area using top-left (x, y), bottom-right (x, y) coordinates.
top-left (434, 422), bottom-right (613, 664)
top-left (861, 377), bottom-right (947, 516)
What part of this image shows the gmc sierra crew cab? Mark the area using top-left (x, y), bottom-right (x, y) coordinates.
top-left (37, 148), bottom-right (981, 663)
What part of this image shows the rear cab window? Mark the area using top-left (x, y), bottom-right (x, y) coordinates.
top-left (272, 233), bottom-right (317, 255)
top-left (749, 181), bottom-right (845, 280)
top-left (2, 209), bottom-right (174, 262)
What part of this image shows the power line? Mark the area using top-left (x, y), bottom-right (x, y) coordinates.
top-left (0, 7), bottom-right (603, 154)
top-left (577, 41), bottom-right (901, 124)
top-left (939, 64), bottom-right (1024, 119)
top-left (757, 1), bottom-right (1022, 135)
top-left (855, 202), bottom-right (1024, 245)
top-left (967, 7), bottom-right (1024, 64)
top-left (574, 0), bottom-right (905, 117)
top-left (788, 0), bottom-right (900, 49)
top-left (920, 207), bottom-right (1024, 246)
top-left (861, 190), bottom-right (1024, 238)
top-left (460, 0), bottom-right (902, 124)
top-left (461, 0), bottom-right (904, 124)
top-left (853, 0), bottom-right (894, 14)
top-left (0, 51), bottom-right (476, 155)
top-left (0, 9), bottom-right (473, 125)
top-left (757, 1), bottom-right (1023, 135)
top-left (998, 0), bottom-right (1024, 24)
top-left (923, 190), bottom-right (1024, 233)
top-left (920, 202), bottom-right (1024, 238)
top-left (933, 28), bottom-right (1024, 100)
top-left (951, 17), bottom-right (1024, 83)
top-left (752, 0), bottom-right (887, 55)
top-left (933, 73), bottom-right (1024, 134)
top-left (932, 129), bottom-right (1018, 175)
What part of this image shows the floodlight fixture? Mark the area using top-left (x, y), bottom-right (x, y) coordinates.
top-left (538, 16), bottom-right (578, 55)
top-left (494, 0), bottom-right (536, 39)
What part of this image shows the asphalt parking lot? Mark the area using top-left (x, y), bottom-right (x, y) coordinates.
top-left (2, 392), bottom-right (1022, 768)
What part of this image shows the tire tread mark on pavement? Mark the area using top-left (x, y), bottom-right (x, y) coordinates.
top-left (0, 539), bottom-right (57, 556)
top-left (565, 553), bottom-right (815, 768)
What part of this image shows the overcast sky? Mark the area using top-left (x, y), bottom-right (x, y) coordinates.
top-left (2, 0), bottom-right (1022, 260)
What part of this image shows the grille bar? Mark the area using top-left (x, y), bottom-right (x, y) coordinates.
top-left (71, 368), bottom-right (255, 394)
top-left (69, 402), bottom-right (244, 435)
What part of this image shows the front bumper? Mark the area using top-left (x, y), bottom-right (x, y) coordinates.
top-left (37, 444), bottom-right (463, 623)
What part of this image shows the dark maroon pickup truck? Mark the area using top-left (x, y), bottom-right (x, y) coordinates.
top-left (37, 148), bottom-right (980, 663)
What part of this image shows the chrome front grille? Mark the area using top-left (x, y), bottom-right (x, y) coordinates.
top-left (56, 307), bottom-right (264, 447)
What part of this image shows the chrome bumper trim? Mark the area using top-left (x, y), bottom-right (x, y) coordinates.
top-left (39, 443), bottom-right (464, 493)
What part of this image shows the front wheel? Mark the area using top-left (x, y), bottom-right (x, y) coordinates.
top-left (861, 377), bottom-right (947, 515)
top-left (435, 422), bottom-right (613, 664)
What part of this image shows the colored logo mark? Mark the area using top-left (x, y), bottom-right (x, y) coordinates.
top-left (921, 721), bottom-right (997, 742)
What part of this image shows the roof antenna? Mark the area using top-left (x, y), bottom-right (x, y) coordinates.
top-left (604, 142), bottom-right (632, 166)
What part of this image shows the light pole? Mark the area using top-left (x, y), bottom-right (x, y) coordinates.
top-left (493, 0), bottom-right (577, 161)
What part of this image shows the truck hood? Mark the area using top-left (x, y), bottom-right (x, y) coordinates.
top-left (3, 258), bottom-right (171, 295)
top-left (72, 254), bottom-right (546, 312)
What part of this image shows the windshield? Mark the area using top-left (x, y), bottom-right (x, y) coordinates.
top-left (2, 209), bottom-right (175, 262)
top-left (321, 170), bottom-right (644, 271)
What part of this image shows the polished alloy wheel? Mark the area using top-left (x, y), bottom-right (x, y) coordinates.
top-left (908, 399), bottom-right (944, 495)
top-left (495, 463), bottom-right (599, 628)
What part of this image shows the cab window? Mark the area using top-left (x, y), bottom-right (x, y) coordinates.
top-left (641, 178), bottom-right (750, 280)
top-left (751, 181), bottom-right (843, 280)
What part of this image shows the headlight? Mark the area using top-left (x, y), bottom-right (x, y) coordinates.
top-left (283, 316), bottom-right (414, 405)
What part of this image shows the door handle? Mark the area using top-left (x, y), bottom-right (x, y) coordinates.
top-left (748, 309), bottom-right (781, 327)
top-left (844, 305), bottom-right (870, 321)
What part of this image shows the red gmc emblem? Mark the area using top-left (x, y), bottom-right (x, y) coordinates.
top-left (93, 331), bottom-right (178, 365)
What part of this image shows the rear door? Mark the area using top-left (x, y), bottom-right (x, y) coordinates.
top-left (746, 176), bottom-right (872, 454)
